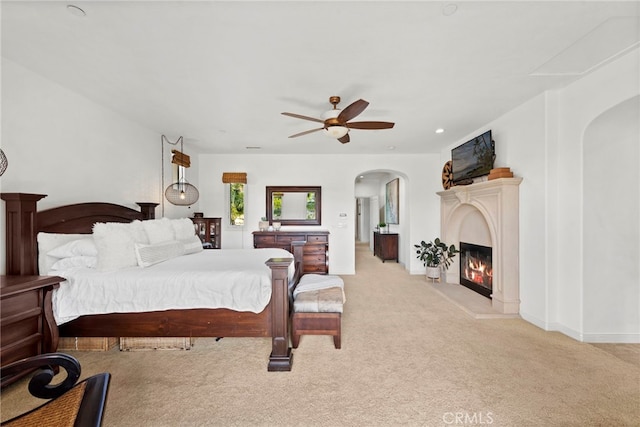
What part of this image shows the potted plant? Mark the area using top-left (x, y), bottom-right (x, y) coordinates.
top-left (414, 238), bottom-right (459, 280)
top-left (378, 222), bottom-right (387, 233)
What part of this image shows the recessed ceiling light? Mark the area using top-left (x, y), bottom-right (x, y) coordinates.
top-left (435, 128), bottom-right (445, 134)
top-left (66, 5), bottom-right (86, 17)
top-left (387, 146), bottom-right (396, 150)
top-left (442, 3), bottom-right (458, 17)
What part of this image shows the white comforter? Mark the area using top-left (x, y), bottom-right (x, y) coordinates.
top-left (51, 248), bottom-right (294, 325)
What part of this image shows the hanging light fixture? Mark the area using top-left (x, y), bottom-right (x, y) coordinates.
top-left (0, 149), bottom-right (7, 176)
top-left (162, 135), bottom-right (199, 206)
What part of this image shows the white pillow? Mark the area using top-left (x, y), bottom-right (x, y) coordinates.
top-left (182, 235), bottom-right (204, 255)
top-left (143, 218), bottom-right (175, 244)
top-left (51, 256), bottom-right (97, 271)
top-left (37, 233), bottom-right (88, 274)
top-left (172, 218), bottom-right (196, 240)
top-left (135, 240), bottom-right (184, 268)
top-left (93, 221), bottom-right (147, 271)
top-left (48, 238), bottom-right (98, 258)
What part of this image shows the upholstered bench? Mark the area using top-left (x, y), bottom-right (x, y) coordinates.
top-left (291, 274), bottom-right (345, 349)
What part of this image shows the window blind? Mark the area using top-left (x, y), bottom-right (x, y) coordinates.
top-left (171, 150), bottom-right (191, 168)
top-left (222, 172), bottom-right (247, 184)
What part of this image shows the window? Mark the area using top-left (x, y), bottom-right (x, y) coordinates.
top-left (222, 172), bottom-right (247, 227)
top-left (229, 183), bottom-right (245, 226)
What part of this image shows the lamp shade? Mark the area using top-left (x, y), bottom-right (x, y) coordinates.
top-left (165, 182), bottom-right (199, 206)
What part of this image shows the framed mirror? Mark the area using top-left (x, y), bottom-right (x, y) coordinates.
top-left (266, 186), bottom-right (321, 226)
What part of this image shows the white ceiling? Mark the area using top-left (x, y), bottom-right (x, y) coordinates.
top-left (2, 1), bottom-right (639, 155)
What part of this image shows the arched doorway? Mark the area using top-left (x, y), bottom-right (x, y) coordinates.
top-left (354, 170), bottom-right (409, 266)
top-left (582, 95), bottom-right (639, 335)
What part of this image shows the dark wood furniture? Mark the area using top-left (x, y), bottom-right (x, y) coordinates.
top-left (253, 230), bottom-right (329, 274)
top-left (292, 312), bottom-right (341, 349)
top-left (1, 353), bottom-right (110, 426)
top-left (373, 232), bottom-right (398, 262)
top-left (1, 193), bottom-right (299, 372)
top-left (191, 217), bottom-right (221, 249)
top-left (1, 276), bottom-right (61, 369)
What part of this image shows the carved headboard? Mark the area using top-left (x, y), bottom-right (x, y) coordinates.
top-left (1, 193), bottom-right (156, 275)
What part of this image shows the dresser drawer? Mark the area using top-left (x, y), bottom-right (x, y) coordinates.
top-left (304, 252), bottom-right (326, 262)
top-left (1, 338), bottom-right (41, 366)
top-left (1, 316), bottom-right (41, 347)
top-left (275, 234), bottom-right (306, 244)
top-left (304, 243), bottom-right (327, 255)
top-left (306, 234), bottom-right (328, 244)
top-left (303, 263), bottom-right (328, 274)
top-left (254, 235), bottom-right (276, 246)
top-left (1, 291), bottom-right (40, 319)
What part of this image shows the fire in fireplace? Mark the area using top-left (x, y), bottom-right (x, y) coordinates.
top-left (459, 242), bottom-right (492, 299)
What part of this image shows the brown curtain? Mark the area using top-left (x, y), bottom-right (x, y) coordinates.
top-left (171, 150), bottom-right (191, 168)
top-left (222, 172), bottom-right (247, 184)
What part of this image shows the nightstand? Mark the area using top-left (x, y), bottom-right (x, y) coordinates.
top-left (1, 275), bottom-right (61, 371)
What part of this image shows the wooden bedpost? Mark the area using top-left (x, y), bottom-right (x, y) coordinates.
top-left (265, 257), bottom-right (293, 371)
top-left (1, 193), bottom-right (47, 275)
top-left (136, 202), bottom-right (158, 220)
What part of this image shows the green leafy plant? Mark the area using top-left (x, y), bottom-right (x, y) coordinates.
top-left (414, 238), bottom-right (459, 269)
top-left (379, 222), bottom-right (387, 228)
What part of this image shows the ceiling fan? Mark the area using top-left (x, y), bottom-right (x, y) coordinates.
top-left (281, 96), bottom-right (395, 144)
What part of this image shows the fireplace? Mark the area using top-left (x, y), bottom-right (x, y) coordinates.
top-left (459, 242), bottom-right (492, 299)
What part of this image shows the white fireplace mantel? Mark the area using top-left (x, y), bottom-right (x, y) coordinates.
top-left (437, 177), bottom-right (523, 314)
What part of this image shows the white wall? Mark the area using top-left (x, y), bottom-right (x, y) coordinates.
top-left (440, 48), bottom-right (640, 342)
top-left (0, 59), bottom-right (200, 274)
top-left (583, 96), bottom-right (639, 341)
top-left (3, 44), bottom-right (637, 341)
top-left (197, 154), bottom-right (440, 275)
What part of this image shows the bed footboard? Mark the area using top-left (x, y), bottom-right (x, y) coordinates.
top-left (265, 257), bottom-right (294, 371)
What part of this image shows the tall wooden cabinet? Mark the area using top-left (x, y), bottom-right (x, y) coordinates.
top-left (373, 232), bottom-right (398, 263)
top-left (191, 217), bottom-right (222, 249)
top-left (253, 230), bottom-right (329, 274)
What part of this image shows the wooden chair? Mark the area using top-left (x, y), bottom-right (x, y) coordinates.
top-left (1, 353), bottom-right (110, 427)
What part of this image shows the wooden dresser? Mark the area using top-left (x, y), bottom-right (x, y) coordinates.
top-left (1, 275), bottom-right (61, 368)
top-left (191, 217), bottom-right (221, 249)
top-left (253, 230), bottom-right (329, 274)
top-left (373, 232), bottom-right (399, 263)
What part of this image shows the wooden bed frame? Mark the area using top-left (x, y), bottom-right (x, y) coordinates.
top-left (2, 193), bottom-right (302, 371)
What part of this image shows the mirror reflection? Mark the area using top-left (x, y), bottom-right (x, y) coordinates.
top-left (266, 186), bottom-right (321, 226)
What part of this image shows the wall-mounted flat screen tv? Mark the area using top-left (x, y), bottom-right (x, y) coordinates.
top-left (451, 130), bottom-right (495, 184)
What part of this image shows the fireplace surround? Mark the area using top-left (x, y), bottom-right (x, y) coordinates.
top-left (437, 177), bottom-right (522, 314)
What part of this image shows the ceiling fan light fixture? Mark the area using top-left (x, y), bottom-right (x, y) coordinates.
top-left (324, 126), bottom-right (349, 139)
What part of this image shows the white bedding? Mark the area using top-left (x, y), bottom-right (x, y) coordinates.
top-left (51, 248), bottom-right (294, 325)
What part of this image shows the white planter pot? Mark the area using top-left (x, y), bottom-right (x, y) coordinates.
top-left (426, 266), bottom-right (440, 280)
top-left (259, 221), bottom-right (269, 231)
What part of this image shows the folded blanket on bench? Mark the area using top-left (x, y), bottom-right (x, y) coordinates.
top-left (293, 274), bottom-right (346, 303)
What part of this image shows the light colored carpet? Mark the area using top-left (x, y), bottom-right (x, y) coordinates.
top-left (2, 243), bottom-right (639, 426)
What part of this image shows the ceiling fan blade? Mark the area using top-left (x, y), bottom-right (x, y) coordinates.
top-left (288, 127), bottom-right (324, 138)
top-left (337, 99), bottom-right (369, 123)
top-left (338, 133), bottom-right (350, 144)
top-left (281, 112), bottom-right (324, 123)
top-left (346, 121), bottom-right (395, 130)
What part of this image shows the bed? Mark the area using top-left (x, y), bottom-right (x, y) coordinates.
top-left (2, 193), bottom-right (304, 371)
